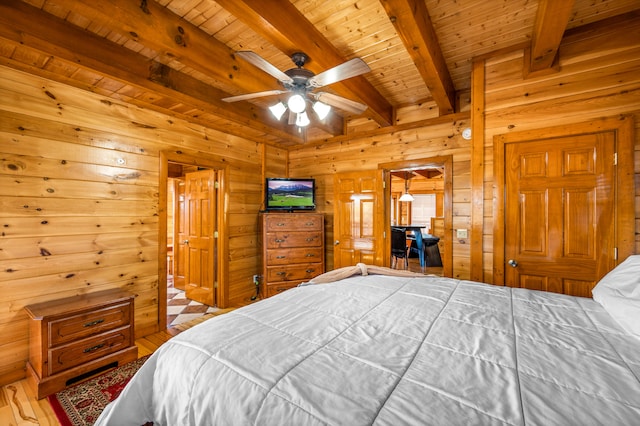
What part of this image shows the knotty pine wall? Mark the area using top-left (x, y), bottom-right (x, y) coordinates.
top-left (0, 66), bottom-right (284, 385)
top-left (288, 113), bottom-right (473, 276)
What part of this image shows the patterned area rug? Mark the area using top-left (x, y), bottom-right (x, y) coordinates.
top-left (47, 355), bottom-right (150, 426)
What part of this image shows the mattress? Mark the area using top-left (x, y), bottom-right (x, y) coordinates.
top-left (96, 271), bottom-right (640, 425)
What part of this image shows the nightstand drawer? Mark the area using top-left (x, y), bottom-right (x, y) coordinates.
top-left (49, 302), bottom-right (132, 347)
top-left (48, 327), bottom-right (132, 375)
top-left (25, 289), bottom-right (138, 399)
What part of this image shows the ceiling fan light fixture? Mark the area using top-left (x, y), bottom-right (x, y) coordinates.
top-left (312, 101), bottom-right (331, 120)
top-left (296, 111), bottom-right (310, 127)
top-left (287, 94), bottom-right (306, 113)
top-left (269, 102), bottom-right (287, 120)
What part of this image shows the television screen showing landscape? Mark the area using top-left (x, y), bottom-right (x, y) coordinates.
top-left (266, 179), bottom-right (315, 209)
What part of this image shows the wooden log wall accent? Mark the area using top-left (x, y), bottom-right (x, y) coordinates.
top-left (0, 66), bottom-right (276, 385)
top-left (480, 14), bottom-right (640, 282)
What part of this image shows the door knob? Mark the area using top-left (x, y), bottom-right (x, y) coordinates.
top-left (183, 239), bottom-right (189, 245)
top-left (334, 240), bottom-right (340, 245)
top-left (508, 259), bottom-right (518, 268)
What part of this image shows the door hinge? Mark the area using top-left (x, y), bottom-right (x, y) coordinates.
top-left (383, 180), bottom-right (386, 189)
top-left (214, 181), bottom-right (219, 189)
top-left (214, 231), bottom-right (219, 238)
top-left (614, 247), bottom-right (618, 260)
top-left (614, 153), bottom-right (617, 166)
top-left (214, 281), bottom-right (218, 289)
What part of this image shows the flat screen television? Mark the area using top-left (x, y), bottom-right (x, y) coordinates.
top-left (265, 178), bottom-right (316, 211)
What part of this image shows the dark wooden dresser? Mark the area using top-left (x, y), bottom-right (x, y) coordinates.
top-left (259, 213), bottom-right (325, 298)
top-left (24, 288), bottom-right (138, 399)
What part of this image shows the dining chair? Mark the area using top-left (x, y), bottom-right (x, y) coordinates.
top-left (391, 227), bottom-right (409, 269)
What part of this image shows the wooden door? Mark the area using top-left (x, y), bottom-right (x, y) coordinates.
top-left (333, 170), bottom-right (386, 268)
top-left (174, 178), bottom-right (186, 290)
top-left (505, 133), bottom-right (616, 296)
top-left (184, 169), bottom-right (217, 306)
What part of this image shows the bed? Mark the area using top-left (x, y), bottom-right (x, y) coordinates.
top-left (96, 259), bottom-right (640, 425)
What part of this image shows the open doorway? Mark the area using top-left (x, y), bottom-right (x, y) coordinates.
top-left (158, 151), bottom-right (229, 332)
top-left (380, 156), bottom-right (453, 277)
top-left (166, 164), bottom-right (219, 327)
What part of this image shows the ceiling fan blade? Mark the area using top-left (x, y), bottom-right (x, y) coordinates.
top-left (307, 58), bottom-right (371, 88)
top-left (313, 92), bottom-right (368, 114)
top-left (236, 51), bottom-right (294, 84)
top-left (222, 90), bottom-right (286, 103)
top-left (288, 110), bottom-right (296, 125)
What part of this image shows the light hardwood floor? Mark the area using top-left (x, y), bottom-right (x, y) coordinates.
top-left (0, 329), bottom-right (177, 425)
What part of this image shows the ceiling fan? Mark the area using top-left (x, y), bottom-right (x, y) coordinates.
top-left (222, 51), bottom-right (371, 127)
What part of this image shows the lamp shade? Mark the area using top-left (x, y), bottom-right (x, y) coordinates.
top-left (312, 101), bottom-right (331, 120)
top-left (269, 102), bottom-right (287, 120)
top-left (399, 192), bottom-right (414, 202)
top-left (287, 94), bottom-right (306, 113)
top-left (296, 111), bottom-right (310, 127)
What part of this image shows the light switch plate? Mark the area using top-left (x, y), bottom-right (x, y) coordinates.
top-left (456, 229), bottom-right (468, 239)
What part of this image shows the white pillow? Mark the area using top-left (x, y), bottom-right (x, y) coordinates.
top-left (592, 255), bottom-right (640, 339)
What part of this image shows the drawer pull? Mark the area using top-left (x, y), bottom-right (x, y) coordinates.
top-left (305, 253), bottom-right (315, 257)
top-left (83, 343), bottom-right (105, 353)
top-left (306, 269), bottom-right (315, 273)
top-left (276, 271), bottom-right (286, 276)
top-left (275, 287), bottom-right (287, 292)
top-left (305, 222), bottom-right (315, 226)
top-left (275, 239), bottom-right (285, 243)
top-left (276, 255), bottom-right (286, 259)
top-left (276, 222), bottom-right (286, 226)
top-left (83, 319), bottom-right (104, 327)
top-left (305, 238), bottom-right (315, 242)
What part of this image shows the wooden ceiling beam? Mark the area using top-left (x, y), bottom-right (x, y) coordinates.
top-left (0, 1), bottom-right (303, 143)
top-left (215, 0), bottom-right (394, 128)
top-left (45, 0), bottom-right (278, 97)
top-left (529, 0), bottom-right (576, 72)
top-left (379, 0), bottom-right (456, 115)
top-left (20, 0), bottom-right (344, 137)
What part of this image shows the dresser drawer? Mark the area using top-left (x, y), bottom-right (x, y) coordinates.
top-left (265, 214), bottom-right (323, 231)
top-left (266, 248), bottom-right (324, 265)
top-left (265, 282), bottom-right (300, 297)
top-left (266, 231), bottom-right (323, 249)
top-left (266, 264), bottom-right (323, 282)
top-left (48, 327), bottom-right (132, 376)
top-left (48, 302), bottom-right (132, 347)
top-left (260, 212), bottom-right (324, 300)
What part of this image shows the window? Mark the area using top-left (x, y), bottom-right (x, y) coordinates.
top-left (411, 194), bottom-right (436, 233)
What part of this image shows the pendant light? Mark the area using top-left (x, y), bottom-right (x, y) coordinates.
top-left (399, 171), bottom-right (414, 202)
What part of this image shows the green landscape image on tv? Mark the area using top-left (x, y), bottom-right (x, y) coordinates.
top-left (266, 179), bottom-right (315, 210)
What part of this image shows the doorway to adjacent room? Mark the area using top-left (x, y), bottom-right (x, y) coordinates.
top-left (159, 151), bottom-right (229, 331)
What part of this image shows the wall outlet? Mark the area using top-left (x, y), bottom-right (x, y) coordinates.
top-left (456, 229), bottom-right (468, 239)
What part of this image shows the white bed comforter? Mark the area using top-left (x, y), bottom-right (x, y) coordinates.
top-left (96, 275), bottom-right (640, 425)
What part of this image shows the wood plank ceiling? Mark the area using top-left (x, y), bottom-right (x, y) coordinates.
top-left (0, 0), bottom-right (638, 147)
